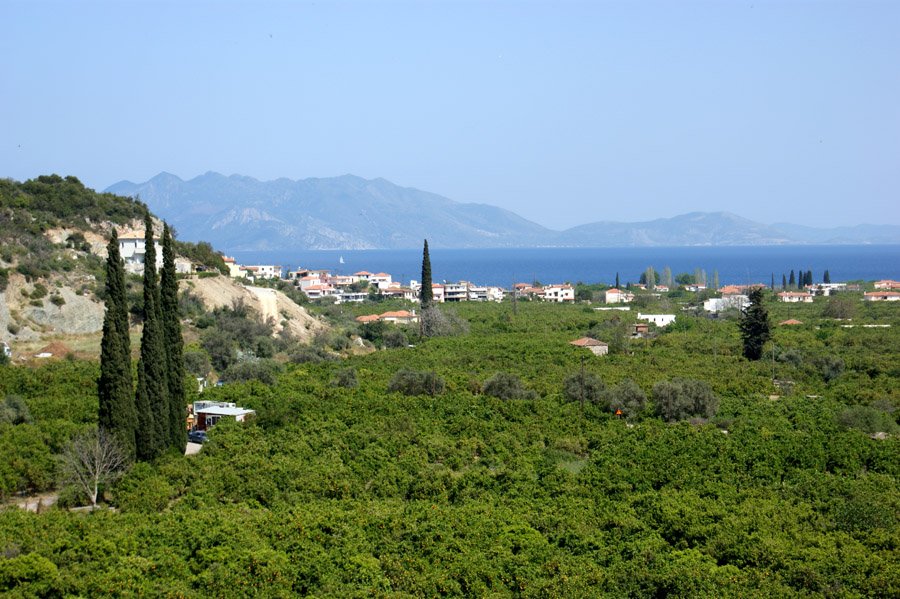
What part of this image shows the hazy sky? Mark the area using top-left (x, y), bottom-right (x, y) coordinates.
top-left (3, 1), bottom-right (898, 230)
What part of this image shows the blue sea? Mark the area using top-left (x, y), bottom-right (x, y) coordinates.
top-left (231, 245), bottom-right (900, 288)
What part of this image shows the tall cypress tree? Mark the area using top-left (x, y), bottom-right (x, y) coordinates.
top-left (789, 270), bottom-right (796, 288)
top-left (161, 224), bottom-right (187, 450)
top-left (98, 230), bottom-right (135, 457)
top-left (782, 274), bottom-right (787, 290)
top-left (134, 214), bottom-right (169, 460)
top-left (824, 270), bottom-right (831, 284)
top-left (615, 272), bottom-right (620, 289)
top-left (420, 239), bottom-right (433, 307)
top-left (805, 270), bottom-right (813, 287)
top-left (739, 288), bottom-right (771, 361)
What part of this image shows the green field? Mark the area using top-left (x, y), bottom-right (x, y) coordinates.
top-left (2, 296), bottom-right (900, 598)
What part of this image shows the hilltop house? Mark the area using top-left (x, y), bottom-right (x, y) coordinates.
top-left (543, 284), bottom-right (575, 302)
top-left (637, 313), bottom-right (676, 327)
top-left (118, 231), bottom-right (164, 274)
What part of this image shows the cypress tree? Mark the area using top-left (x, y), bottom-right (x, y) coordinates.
top-left (134, 214), bottom-right (169, 460)
top-left (615, 272), bottom-right (620, 289)
top-left (771, 273), bottom-right (775, 291)
top-left (98, 230), bottom-right (135, 457)
top-left (161, 224), bottom-right (187, 450)
top-left (789, 270), bottom-right (796, 288)
top-left (824, 269), bottom-right (831, 284)
top-left (420, 239), bottom-right (433, 307)
top-left (805, 270), bottom-right (813, 287)
top-left (739, 288), bottom-right (771, 361)
top-left (782, 274), bottom-right (787, 290)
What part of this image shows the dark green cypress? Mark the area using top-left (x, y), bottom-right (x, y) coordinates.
top-left (824, 270), bottom-right (831, 284)
top-left (782, 274), bottom-right (787, 290)
top-left (615, 272), bottom-right (620, 289)
top-left (134, 214), bottom-right (169, 460)
top-left (98, 230), bottom-right (135, 457)
top-left (771, 273), bottom-right (775, 291)
top-left (789, 270), bottom-right (796, 288)
top-left (805, 270), bottom-right (813, 287)
top-left (739, 288), bottom-right (771, 361)
top-left (420, 239), bottom-right (433, 307)
top-left (161, 224), bottom-right (187, 450)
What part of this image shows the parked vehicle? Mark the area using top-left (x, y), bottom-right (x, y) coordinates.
top-left (188, 430), bottom-right (208, 444)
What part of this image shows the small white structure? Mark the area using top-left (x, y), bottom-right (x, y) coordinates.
top-left (874, 280), bottom-right (900, 290)
top-left (1, 342), bottom-right (11, 358)
top-left (637, 313), bottom-right (676, 327)
top-left (370, 272), bottom-right (393, 289)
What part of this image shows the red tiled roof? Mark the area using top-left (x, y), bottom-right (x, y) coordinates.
top-left (354, 271), bottom-right (373, 276)
top-left (380, 310), bottom-right (413, 318)
top-left (779, 319), bottom-right (804, 325)
top-left (569, 337), bottom-right (607, 347)
top-left (355, 314), bottom-right (380, 322)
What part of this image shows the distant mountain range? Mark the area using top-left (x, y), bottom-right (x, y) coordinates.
top-left (105, 172), bottom-right (900, 250)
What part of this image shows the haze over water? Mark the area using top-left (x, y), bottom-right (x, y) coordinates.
top-left (234, 245), bottom-right (900, 288)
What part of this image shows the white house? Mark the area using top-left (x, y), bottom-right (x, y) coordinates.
top-left (118, 231), bottom-right (163, 274)
top-left (874, 280), bottom-right (900, 290)
top-left (192, 401), bottom-right (255, 431)
top-left (604, 288), bottom-right (633, 304)
top-left (543, 284), bottom-right (575, 303)
top-left (778, 291), bottom-right (813, 303)
top-left (370, 272), bottom-right (393, 289)
top-left (303, 284), bottom-right (336, 299)
top-left (444, 282), bottom-right (470, 302)
top-left (637, 313), bottom-right (676, 327)
top-left (703, 295), bottom-right (749, 313)
top-left (864, 292), bottom-right (900, 302)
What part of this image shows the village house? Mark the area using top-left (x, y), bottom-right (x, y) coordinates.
top-left (631, 323), bottom-right (650, 338)
top-left (604, 288), bottom-right (633, 304)
top-left (303, 284), bottom-right (337, 299)
top-left (334, 291), bottom-right (368, 304)
top-left (806, 283), bottom-right (846, 296)
top-left (703, 295), bottom-right (749, 313)
top-left (569, 337), bottom-right (609, 356)
top-left (864, 291), bottom-right (900, 302)
top-left (778, 291), bottom-right (814, 303)
top-left (444, 282), bottom-right (471, 302)
top-left (779, 319), bottom-right (804, 326)
top-left (874, 280), bottom-right (900, 290)
top-left (380, 284), bottom-right (418, 302)
top-left (370, 273), bottom-right (393, 290)
top-left (352, 271), bottom-right (374, 283)
top-left (221, 256), bottom-right (243, 278)
top-left (118, 231), bottom-right (164, 274)
top-left (543, 284), bottom-right (575, 302)
top-left (637, 313), bottom-right (676, 327)
top-left (355, 310), bottom-right (419, 324)
top-left (192, 401), bottom-right (255, 432)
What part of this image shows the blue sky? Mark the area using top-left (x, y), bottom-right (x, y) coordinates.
top-left (3, 0), bottom-right (898, 230)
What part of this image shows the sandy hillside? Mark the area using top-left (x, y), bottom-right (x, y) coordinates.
top-left (180, 276), bottom-right (325, 342)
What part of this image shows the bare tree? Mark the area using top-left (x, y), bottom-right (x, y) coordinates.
top-left (57, 428), bottom-right (129, 509)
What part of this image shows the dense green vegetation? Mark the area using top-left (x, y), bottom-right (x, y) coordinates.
top-left (2, 292), bottom-right (900, 597)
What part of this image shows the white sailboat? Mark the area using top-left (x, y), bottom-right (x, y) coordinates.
top-left (339, 256), bottom-right (345, 264)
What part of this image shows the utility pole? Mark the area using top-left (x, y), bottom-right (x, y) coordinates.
top-left (580, 355), bottom-right (585, 415)
top-left (513, 275), bottom-right (518, 317)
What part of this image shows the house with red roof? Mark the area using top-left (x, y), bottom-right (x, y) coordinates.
top-left (864, 291), bottom-right (900, 302)
top-left (778, 291), bottom-right (813, 303)
top-left (569, 337), bottom-right (608, 356)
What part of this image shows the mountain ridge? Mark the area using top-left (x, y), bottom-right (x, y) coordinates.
top-left (105, 172), bottom-right (900, 250)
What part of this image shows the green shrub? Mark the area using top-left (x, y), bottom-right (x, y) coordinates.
top-left (49, 295), bottom-right (65, 307)
top-left (383, 328), bottom-right (409, 349)
top-left (818, 355), bottom-right (845, 382)
top-left (115, 462), bottom-right (174, 513)
top-left (836, 405), bottom-right (899, 435)
top-left (222, 359), bottom-right (284, 385)
top-left (562, 371), bottom-right (606, 404)
top-left (605, 378), bottom-right (648, 417)
top-left (387, 367), bottom-right (444, 396)
top-left (652, 378), bottom-right (718, 421)
top-left (482, 372), bottom-right (538, 400)
top-left (330, 367), bottom-right (359, 389)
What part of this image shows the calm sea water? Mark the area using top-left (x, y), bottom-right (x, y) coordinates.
top-left (232, 245), bottom-right (900, 287)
